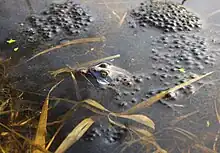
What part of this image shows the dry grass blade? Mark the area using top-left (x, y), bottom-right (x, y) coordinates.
top-left (206, 9), bottom-right (220, 19)
top-left (50, 54), bottom-right (120, 76)
top-left (167, 72), bottom-right (213, 93)
top-left (46, 123), bottom-right (64, 150)
top-left (115, 114), bottom-right (155, 130)
top-left (130, 127), bottom-right (167, 153)
top-left (123, 72), bottom-right (213, 114)
top-left (122, 91), bottom-right (167, 114)
top-left (147, 142), bottom-right (167, 153)
top-left (0, 123), bottom-right (50, 153)
top-left (0, 99), bottom-right (9, 111)
top-left (170, 110), bottom-right (199, 126)
top-left (130, 127), bottom-right (153, 138)
top-left (70, 72), bottom-right (81, 100)
top-left (50, 67), bottom-right (73, 77)
top-left (78, 54), bottom-right (120, 68)
top-left (0, 110), bottom-right (15, 115)
top-left (107, 114), bottom-right (126, 129)
top-left (33, 80), bottom-right (63, 153)
top-left (112, 10), bottom-right (121, 20)
top-left (55, 118), bottom-right (94, 153)
top-left (26, 36), bottom-right (105, 62)
top-left (213, 128), bottom-right (220, 152)
top-left (11, 116), bottom-right (35, 126)
top-left (193, 144), bottom-right (217, 153)
top-left (171, 127), bottom-right (198, 140)
top-left (119, 12), bottom-right (127, 27)
top-left (82, 99), bottom-right (110, 112)
top-left (214, 100), bottom-right (220, 124)
top-left (82, 104), bottom-right (108, 116)
top-left (0, 145), bottom-right (6, 153)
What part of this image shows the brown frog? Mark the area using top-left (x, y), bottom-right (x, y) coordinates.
top-left (86, 62), bottom-right (137, 88)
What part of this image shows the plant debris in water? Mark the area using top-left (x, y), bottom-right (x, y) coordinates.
top-left (0, 53), bottom-right (218, 153)
top-left (129, 1), bottom-right (201, 32)
top-left (26, 36), bottom-right (105, 62)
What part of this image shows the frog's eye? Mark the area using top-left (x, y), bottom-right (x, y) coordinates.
top-left (99, 63), bottom-right (108, 68)
top-left (100, 70), bottom-right (108, 78)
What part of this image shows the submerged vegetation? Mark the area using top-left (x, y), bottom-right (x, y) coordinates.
top-left (0, 37), bottom-right (219, 153)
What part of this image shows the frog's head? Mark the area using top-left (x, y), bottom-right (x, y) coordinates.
top-left (87, 62), bottom-right (135, 87)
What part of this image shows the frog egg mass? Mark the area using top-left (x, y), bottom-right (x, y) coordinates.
top-left (129, 1), bottom-right (201, 32)
top-left (24, 1), bottom-right (93, 41)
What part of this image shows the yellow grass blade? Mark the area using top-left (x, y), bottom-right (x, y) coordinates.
top-left (115, 114), bottom-right (155, 130)
top-left (82, 104), bottom-right (108, 116)
top-left (119, 12), bottom-right (127, 27)
top-left (33, 97), bottom-right (48, 153)
top-left (78, 54), bottom-right (120, 68)
top-left (214, 101), bottom-right (220, 124)
top-left (11, 116), bottom-right (35, 126)
top-left (130, 127), bottom-right (153, 138)
top-left (33, 80), bottom-right (63, 153)
top-left (123, 72), bottom-right (213, 114)
top-left (0, 110), bottom-right (15, 115)
top-left (0, 145), bottom-right (6, 153)
top-left (107, 114), bottom-right (126, 129)
top-left (26, 37), bottom-right (105, 62)
top-left (122, 91), bottom-right (167, 114)
top-left (70, 72), bottom-right (81, 100)
top-left (82, 99), bottom-right (110, 112)
top-left (55, 118), bottom-right (94, 153)
top-left (46, 123), bottom-right (64, 150)
top-left (167, 72), bottom-right (213, 93)
top-left (131, 127), bottom-right (167, 153)
top-left (0, 99), bottom-right (9, 111)
top-left (50, 67), bottom-right (73, 77)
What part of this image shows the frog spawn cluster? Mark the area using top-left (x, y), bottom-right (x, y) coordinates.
top-left (130, 1), bottom-right (201, 32)
top-left (149, 33), bottom-right (216, 86)
top-left (151, 33), bottom-right (215, 72)
top-left (24, 1), bottom-right (93, 41)
top-left (83, 125), bottom-right (126, 144)
top-left (144, 32), bottom-right (217, 102)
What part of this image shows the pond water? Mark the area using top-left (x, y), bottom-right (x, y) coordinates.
top-left (0, 0), bottom-right (220, 153)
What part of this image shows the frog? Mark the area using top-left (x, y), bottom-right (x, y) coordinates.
top-left (86, 62), bottom-right (137, 88)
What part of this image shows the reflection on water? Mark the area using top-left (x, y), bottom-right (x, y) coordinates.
top-left (25, 0), bottom-right (34, 13)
